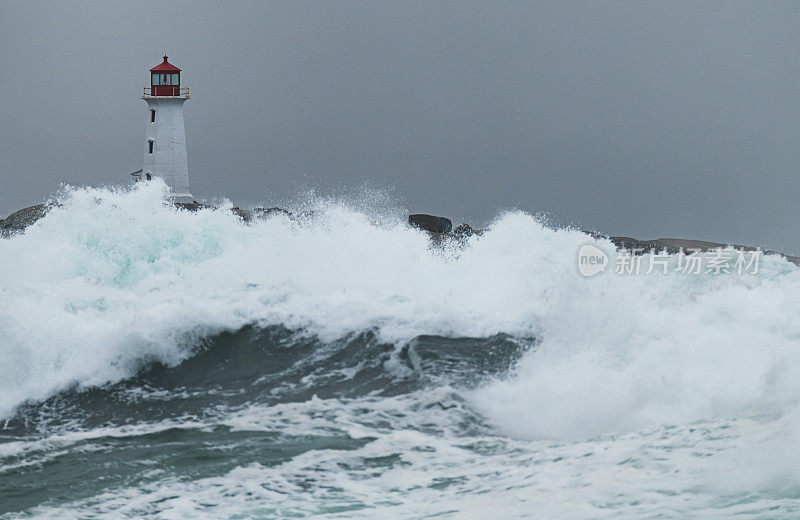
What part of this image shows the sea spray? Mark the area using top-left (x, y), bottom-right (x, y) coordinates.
top-left (4, 182), bottom-right (800, 517)
top-left (2, 181), bottom-right (800, 429)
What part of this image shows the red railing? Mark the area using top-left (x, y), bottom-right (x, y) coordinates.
top-left (143, 86), bottom-right (190, 98)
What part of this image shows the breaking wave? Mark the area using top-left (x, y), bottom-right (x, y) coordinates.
top-left (2, 179), bottom-right (800, 443)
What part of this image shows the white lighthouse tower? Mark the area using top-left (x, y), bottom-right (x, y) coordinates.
top-left (136, 55), bottom-right (193, 202)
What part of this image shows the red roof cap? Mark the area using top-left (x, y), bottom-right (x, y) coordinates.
top-left (150, 55), bottom-right (181, 72)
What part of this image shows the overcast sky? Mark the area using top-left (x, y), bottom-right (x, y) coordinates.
top-left (2, 1), bottom-right (800, 252)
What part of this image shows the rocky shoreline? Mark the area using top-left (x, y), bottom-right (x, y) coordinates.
top-left (0, 204), bottom-right (50, 238)
top-left (2, 202), bottom-right (798, 265)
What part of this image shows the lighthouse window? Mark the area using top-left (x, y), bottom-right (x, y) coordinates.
top-left (150, 109), bottom-right (156, 122)
top-left (151, 73), bottom-right (160, 85)
top-left (172, 74), bottom-right (179, 85)
top-left (148, 141), bottom-right (154, 154)
top-left (162, 74), bottom-right (170, 85)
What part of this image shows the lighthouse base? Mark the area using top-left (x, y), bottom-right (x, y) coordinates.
top-left (170, 192), bottom-right (195, 204)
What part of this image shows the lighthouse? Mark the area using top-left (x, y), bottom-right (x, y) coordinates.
top-left (135, 55), bottom-right (193, 202)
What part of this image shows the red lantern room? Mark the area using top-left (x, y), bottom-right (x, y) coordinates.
top-left (149, 55), bottom-right (182, 96)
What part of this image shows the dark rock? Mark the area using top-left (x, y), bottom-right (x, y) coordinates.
top-left (231, 207), bottom-right (252, 222)
top-left (174, 201), bottom-right (252, 222)
top-left (453, 223), bottom-right (483, 238)
top-left (174, 201), bottom-right (213, 212)
top-left (0, 200), bottom-right (291, 237)
top-left (602, 235), bottom-right (756, 255)
top-left (587, 231), bottom-right (800, 266)
top-left (253, 207), bottom-right (292, 219)
top-left (785, 254), bottom-right (800, 266)
top-left (174, 203), bottom-right (292, 223)
top-left (409, 214), bottom-right (452, 234)
top-left (0, 204), bottom-right (51, 236)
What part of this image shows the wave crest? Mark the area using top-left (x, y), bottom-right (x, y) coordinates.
top-left (2, 181), bottom-right (800, 441)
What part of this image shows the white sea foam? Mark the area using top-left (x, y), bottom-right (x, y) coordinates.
top-left (10, 390), bottom-right (800, 519)
top-left (2, 180), bottom-right (800, 451)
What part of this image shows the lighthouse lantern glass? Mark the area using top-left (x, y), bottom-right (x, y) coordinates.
top-left (148, 58), bottom-right (182, 96)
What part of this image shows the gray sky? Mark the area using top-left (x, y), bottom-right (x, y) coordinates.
top-left (3, 1), bottom-right (800, 252)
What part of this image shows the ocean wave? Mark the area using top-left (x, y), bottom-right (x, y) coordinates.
top-left (2, 181), bottom-right (800, 444)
